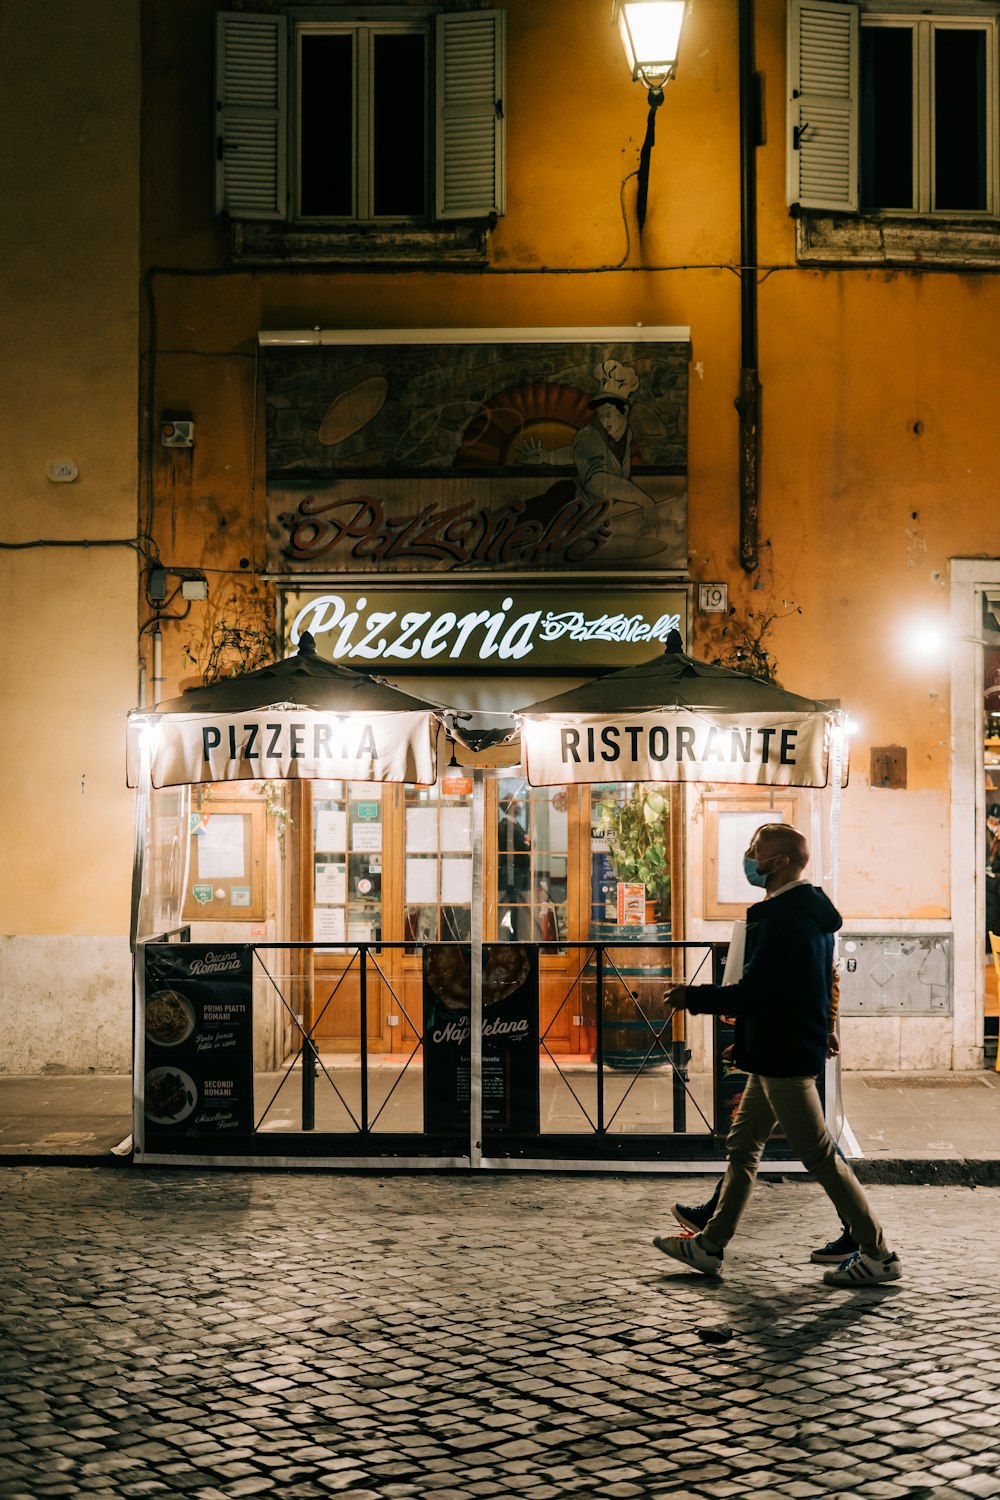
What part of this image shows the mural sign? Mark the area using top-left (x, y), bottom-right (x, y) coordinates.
top-left (264, 329), bottom-right (688, 576)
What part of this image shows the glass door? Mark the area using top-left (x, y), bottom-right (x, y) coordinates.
top-left (308, 779), bottom-right (392, 1052)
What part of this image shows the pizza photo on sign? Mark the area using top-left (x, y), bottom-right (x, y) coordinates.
top-left (424, 945), bottom-right (531, 1012)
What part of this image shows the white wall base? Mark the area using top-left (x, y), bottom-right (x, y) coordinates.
top-left (840, 1015), bottom-right (959, 1072)
top-left (0, 935), bottom-right (132, 1074)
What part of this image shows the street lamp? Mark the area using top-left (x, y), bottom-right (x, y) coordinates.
top-left (615, 0), bottom-right (686, 93)
top-left (615, 2), bottom-right (764, 570)
top-left (614, 1), bottom-right (688, 231)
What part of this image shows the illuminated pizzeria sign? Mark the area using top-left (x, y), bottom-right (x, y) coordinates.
top-left (282, 586), bottom-right (688, 673)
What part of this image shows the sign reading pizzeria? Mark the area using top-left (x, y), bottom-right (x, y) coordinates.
top-left (142, 944), bottom-right (254, 1144)
top-left (282, 585), bottom-right (687, 674)
top-left (263, 327), bottom-right (689, 578)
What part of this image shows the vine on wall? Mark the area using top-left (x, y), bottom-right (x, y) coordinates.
top-left (182, 586), bottom-right (275, 685)
top-left (703, 548), bottom-right (801, 683)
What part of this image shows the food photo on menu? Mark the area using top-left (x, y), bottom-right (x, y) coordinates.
top-left (145, 988), bottom-right (196, 1047)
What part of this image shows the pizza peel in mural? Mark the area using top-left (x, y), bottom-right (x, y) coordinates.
top-left (266, 339), bottom-right (688, 574)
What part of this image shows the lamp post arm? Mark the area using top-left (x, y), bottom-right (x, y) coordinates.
top-left (635, 87), bottom-right (663, 234)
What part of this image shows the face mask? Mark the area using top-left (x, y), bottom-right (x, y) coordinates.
top-left (743, 854), bottom-right (775, 888)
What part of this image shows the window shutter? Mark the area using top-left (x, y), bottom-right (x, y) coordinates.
top-left (215, 12), bottom-right (287, 220)
top-left (787, 0), bottom-right (858, 212)
top-left (435, 9), bottom-right (505, 221)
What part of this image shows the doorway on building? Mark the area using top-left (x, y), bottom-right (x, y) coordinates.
top-left (299, 771), bottom-right (684, 1068)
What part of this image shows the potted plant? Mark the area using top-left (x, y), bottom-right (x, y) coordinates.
top-left (592, 785), bottom-right (673, 1068)
top-left (596, 784), bottom-right (671, 925)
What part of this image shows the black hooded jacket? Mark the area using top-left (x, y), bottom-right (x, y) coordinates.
top-left (686, 883), bottom-right (842, 1077)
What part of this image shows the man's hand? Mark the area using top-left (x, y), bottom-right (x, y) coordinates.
top-left (515, 436), bottom-right (545, 464)
top-left (669, 984), bottom-right (690, 1009)
top-left (826, 1030), bottom-right (840, 1059)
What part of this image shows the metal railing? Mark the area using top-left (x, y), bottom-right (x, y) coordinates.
top-left (245, 938), bottom-right (728, 1148)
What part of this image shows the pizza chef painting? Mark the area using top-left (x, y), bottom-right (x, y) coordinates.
top-left (265, 334), bottom-right (688, 577)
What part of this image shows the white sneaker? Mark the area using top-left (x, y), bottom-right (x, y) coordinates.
top-left (652, 1231), bottom-right (724, 1276)
top-left (822, 1250), bottom-right (902, 1287)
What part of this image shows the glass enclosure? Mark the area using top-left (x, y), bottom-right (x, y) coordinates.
top-left (133, 757), bottom-right (842, 1165)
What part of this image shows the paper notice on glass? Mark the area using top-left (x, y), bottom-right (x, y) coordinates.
top-left (315, 810), bottom-right (347, 851)
top-left (441, 857), bottom-right (473, 903)
top-left (439, 806), bottom-right (471, 852)
top-left (405, 807), bottom-right (438, 851)
top-left (314, 906), bottom-right (346, 943)
top-left (348, 921), bottom-right (374, 943)
top-left (314, 863), bottom-right (347, 904)
top-left (197, 815), bottom-right (245, 879)
top-left (405, 859), bottom-right (439, 902)
top-left (352, 822), bottom-right (382, 852)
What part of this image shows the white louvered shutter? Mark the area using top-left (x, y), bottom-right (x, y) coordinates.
top-left (435, 9), bottom-right (505, 220)
top-left (215, 12), bottom-right (287, 219)
top-left (787, 0), bottom-right (859, 212)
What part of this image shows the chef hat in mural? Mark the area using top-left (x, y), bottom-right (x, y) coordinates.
top-left (590, 359), bottom-right (640, 407)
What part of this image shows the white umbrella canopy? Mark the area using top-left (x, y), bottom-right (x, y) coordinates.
top-left (517, 630), bottom-right (848, 789)
top-left (127, 633), bottom-right (444, 789)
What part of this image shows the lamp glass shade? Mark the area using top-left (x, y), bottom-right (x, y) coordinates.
top-left (617, 0), bottom-right (686, 86)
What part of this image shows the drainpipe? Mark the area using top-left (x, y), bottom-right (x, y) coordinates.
top-left (736, 0), bottom-right (760, 573)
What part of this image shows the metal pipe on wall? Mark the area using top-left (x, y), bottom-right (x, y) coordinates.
top-left (737, 0), bottom-right (760, 573)
top-left (152, 626), bottom-right (164, 707)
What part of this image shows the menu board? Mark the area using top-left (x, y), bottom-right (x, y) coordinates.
top-left (423, 944), bottom-right (539, 1137)
top-left (143, 944), bottom-right (254, 1143)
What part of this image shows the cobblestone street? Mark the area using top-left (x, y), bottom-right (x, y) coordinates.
top-left (1, 1167), bottom-right (999, 1500)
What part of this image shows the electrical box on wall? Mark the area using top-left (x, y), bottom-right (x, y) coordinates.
top-left (870, 745), bottom-right (907, 789)
top-left (838, 934), bottom-right (952, 1016)
top-left (161, 412), bottom-right (194, 448)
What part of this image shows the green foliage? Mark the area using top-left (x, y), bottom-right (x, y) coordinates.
top-left (710, 552), bottom-right (801, 683)
top-left (201, 620), bottom-right (274, 686)
top-left (597, 785), bottom-right (671, 914)
top-left (181, 589), bottom-right (275, 688)
top-left (710, 605), bottom-right (782, 682)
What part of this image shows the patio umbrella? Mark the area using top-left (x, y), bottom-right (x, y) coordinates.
top-left (517, 630), bottom-right (848, 789)
top-left (127, 632), bottom-right (444, 788)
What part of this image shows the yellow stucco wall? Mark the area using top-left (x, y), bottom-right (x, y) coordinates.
top-left (0, 1), bottom-right (139, 1068)
top-left (138, 0), bottom-right (999, 943)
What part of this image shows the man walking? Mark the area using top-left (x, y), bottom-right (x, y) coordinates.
top-left (653, 823), bottom-right (901, 1288)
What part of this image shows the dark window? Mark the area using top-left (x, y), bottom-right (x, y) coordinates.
top-left (298, 25), bottom-right (428, 222)
top-left (373, 33), bottom-right (427, 217)
top-left (300, 34), bottom-right (354, 217)
top-left (935, 28), bottom-right (987, 211)
top-left (859, 18), bottom-right (992, 217)
top-left (861, 27), bottom-right (913, 210)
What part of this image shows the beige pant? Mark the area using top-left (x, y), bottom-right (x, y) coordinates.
top-left (703, 1073), bottom-right (887, 1258)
